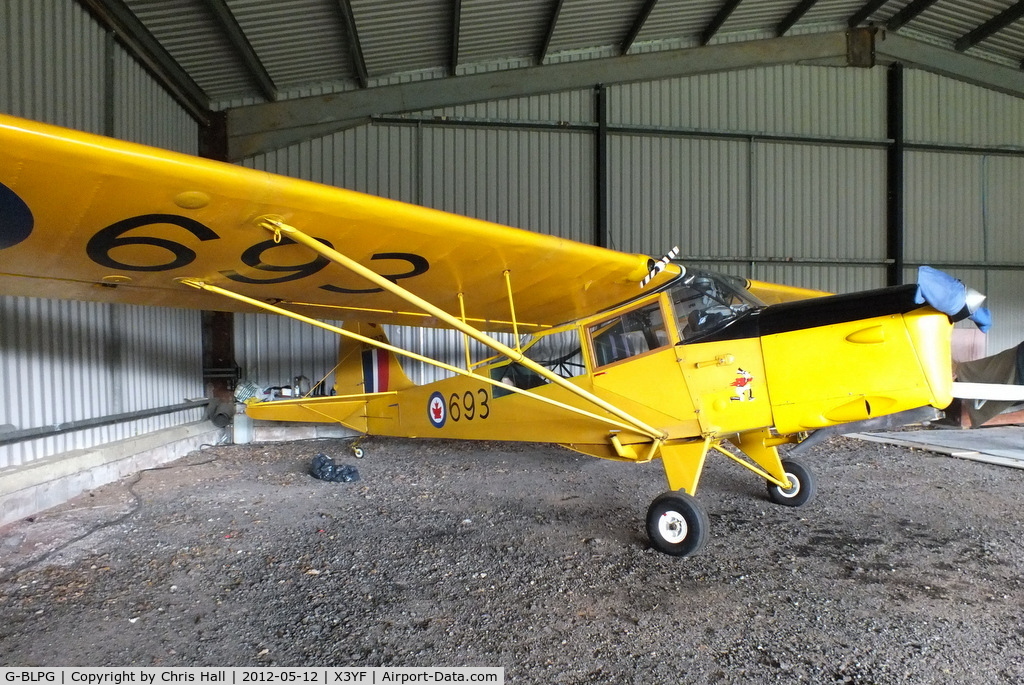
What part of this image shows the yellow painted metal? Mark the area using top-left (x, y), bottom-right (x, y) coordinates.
top-left (731, 428), bottom-right (791, 488)
top-left (503, 270), bottom-right (522, 351)
top-left (0, 113), bottom-right (675, 331)
top-left (760, 309), bottom-right (953, 434)
top-left (659, 438), bottom-right (712, 493)
top-left (458, 292), bottom-right (473, 372)
top-left (272, 301), bottom-right (547, 331)
top-left (677, 337), bottom-right (773, 435)
top-left (746, 280), bottom-right (831, 304)
top-left (254, 217), bottom-right (667, 440)
top-left (180, 278), bottom-right (653, 437)
top-left (245, 393), bottom-right (385, 431)
top-left (609, 434), bottom-right (663, 462)
top-left (902, 308), bottom-right (954, 408)
top-left (707, 441), bottom-right (790, 489)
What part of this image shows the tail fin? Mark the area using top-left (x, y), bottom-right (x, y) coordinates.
top-left (334, 322), bottom-right (414, 395)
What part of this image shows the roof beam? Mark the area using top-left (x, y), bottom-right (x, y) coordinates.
top-left (451, 0), bottom-right (462, 74)
top-left (622, 0), bottom-right (660, 54)
top-left (202, 0), bottom-right (277, 102)
top-left (777, 0), bottom-right (820, 36)
top-left (701, 0), bottom-right (744, 45)
top-left (954, 1), bottom-right (1024, 52)
top-left (336, 0), bottom-right (369, 88)
top-left (73, 0), bottom-right (211, 125)
top-left (227, 30), bottom-right (855, 160)
top-left (847, 0), bottom-right (891, 28)
top-left (885, 0), bottom-right (939, 31)
top-left (538, 0), bottom-right (565, 63)
top-left (875, 30), bottom-right (1024, 99)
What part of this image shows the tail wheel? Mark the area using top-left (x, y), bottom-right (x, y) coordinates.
top-left (767, 458), bottom-right (816, 507)
top-left (646, 491), bottom-right (710, 557)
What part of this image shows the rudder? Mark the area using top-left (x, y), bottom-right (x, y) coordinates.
top-left (334, 322), bottom-right (414, 395)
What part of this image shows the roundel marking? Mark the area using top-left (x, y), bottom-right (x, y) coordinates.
top-left (0, 182), bottom-right (33, 250)
top-left (427, 391), bottom-right (447, 429)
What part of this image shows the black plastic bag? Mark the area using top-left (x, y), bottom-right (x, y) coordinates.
top-left (310, 453), bottom-right (361, 483)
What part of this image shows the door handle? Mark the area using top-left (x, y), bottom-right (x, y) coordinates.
top-left (695, 354), bottom-right (734, 368)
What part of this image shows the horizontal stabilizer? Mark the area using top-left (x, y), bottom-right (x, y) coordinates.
top-left (243, 394), bottom-right (390, 432)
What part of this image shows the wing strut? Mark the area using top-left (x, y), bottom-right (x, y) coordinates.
top-left (179, 278), bottom-right (661, 440)
top-left (252, 216), bottom-right (668, 441)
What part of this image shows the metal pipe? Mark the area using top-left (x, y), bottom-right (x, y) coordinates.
top-left (0, 400), bottom-right (210, 447)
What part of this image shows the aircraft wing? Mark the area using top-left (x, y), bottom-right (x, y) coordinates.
top-left (0, 114), bottom-right (674, 332)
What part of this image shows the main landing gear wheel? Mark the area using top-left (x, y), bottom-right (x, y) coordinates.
top-left (766, 458), bottom-right (816, 507)
top-left (646, 491), bottom-right (710, 557)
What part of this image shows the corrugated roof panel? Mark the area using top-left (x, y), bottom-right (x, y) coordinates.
top-left (546, 0), bottom-right (649, 55)
top-left (227, 0), bottom-right (353, 90)
top-left (715, 0), bottom-right (797, 35)
top-left (351, 0), bottom-right (452, 76)
top-left (902, 0), bottom-right (1009, 45)
top-left (125, 0), bottom-right (255, 100)
top-left (458, 0), bottom-right (551, 64)
top-left (799, 0), bottom-right (867, 28)
top-left (859, 0), bottom-right (914, 25)
top-left (976, 23), bottom-right (1024, 67)
top-left (634, 0), bottom-right (720, 44)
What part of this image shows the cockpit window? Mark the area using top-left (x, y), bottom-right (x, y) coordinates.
top-left (589, 300), bottom-right (670, 367)
top-left (671, 269), bottom-right (762, 342)
top-left (491, 328), bottom-right (584, 395)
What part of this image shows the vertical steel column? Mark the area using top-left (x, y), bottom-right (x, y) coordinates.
top-left (103, 31), bottom-right (116, 137)
top-left (595, 83), bottom-right (608, 248)
top-left (198, 112), bottom-right (235, 407)
top-left (886, 63), bottom-right (905, 286)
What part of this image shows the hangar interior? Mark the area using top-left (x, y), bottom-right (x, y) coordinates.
top-left (1, 0), bottom-right (1023, 524)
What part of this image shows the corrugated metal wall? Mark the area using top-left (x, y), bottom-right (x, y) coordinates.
top-left (0, 0), bottom-right (106, 132)
top-left (903, 71), bottom-right (1024, 354)
top-left (0, 0), bottom-right (205, 469)
top-left (234, 314), bottom-right (342, 395)
top-left (606, 66), bottom-right (890, 295)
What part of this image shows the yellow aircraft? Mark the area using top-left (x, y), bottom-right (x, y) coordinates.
top-left (0, 114), bottom-right (990, 556)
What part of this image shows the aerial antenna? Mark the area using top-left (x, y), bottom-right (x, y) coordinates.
top-left (641, 246), bottom-right (681, 288)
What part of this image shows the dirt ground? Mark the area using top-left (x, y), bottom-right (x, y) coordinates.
top-left (1, 434), bottom-right (1023, 683)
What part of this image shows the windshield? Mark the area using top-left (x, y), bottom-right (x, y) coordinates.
top-left (670, 269), bottom-right (763, 342)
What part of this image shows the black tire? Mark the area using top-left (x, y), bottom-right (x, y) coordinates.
top-left (646, 491), bottom-right (710, 557)
top-left (767, 458), bottom-right (816, 507)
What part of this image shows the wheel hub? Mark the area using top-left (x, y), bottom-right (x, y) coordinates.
top-left (658, 510), bottom-right (689, 543)
top-left (778, 474), bottom-right (801, 498)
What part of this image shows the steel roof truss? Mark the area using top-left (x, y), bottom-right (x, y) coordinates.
top-left (74, 0), bottom-right (210, 124)
top-left (201, 0), bottom-right (277, 102)
top-left (538, 0), bottom-right (565, 63)
top-left (847, 0), bottom-right (892, 28)
top-left (701, 0), bottom-right (745, 45)
top-left (336, 0), bottom-right (369, 87)
top-left (954, 1), bottom-right (1024, 52)
top-left (451, 0), bottom-right (462, 74)
top-left (777, 0), bottom-right (821, 36)
top-left (622, 0), bottom-right (660, 54)
top-left (886, 0), bottom-right (940, 31)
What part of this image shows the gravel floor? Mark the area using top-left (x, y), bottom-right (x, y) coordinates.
top-left (1, 434), bottom-right (1023, 683)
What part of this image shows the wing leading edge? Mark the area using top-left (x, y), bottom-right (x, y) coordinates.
top-left (0, 114), bottom-right (675, 332)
